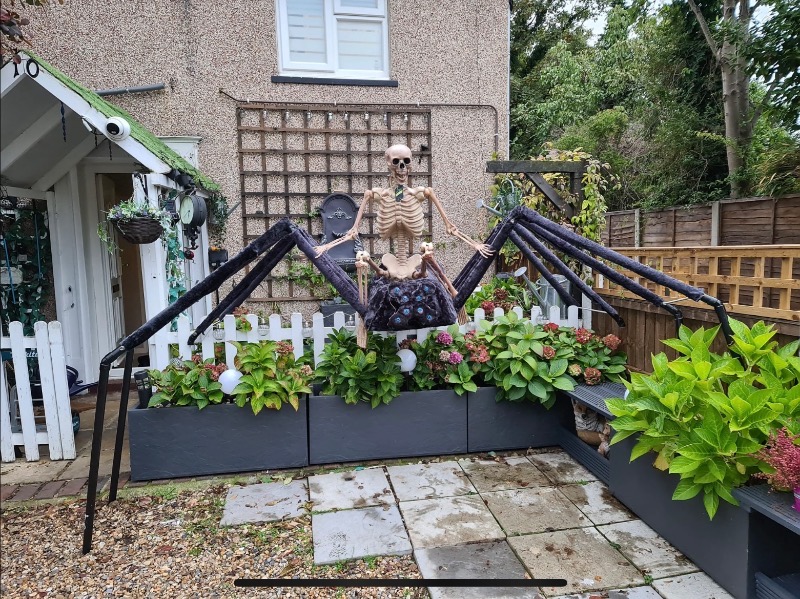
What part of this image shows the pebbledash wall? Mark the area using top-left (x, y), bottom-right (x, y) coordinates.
top-left (31, 1), bottom-right (510, 316)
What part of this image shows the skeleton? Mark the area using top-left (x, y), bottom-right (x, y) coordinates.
top-left (315, 144), bottom-right (493, 281)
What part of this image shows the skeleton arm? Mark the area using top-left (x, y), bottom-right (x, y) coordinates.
top-left (315, 190), bottom-right (372, 257)
top-left (424, 188), bottom-right (494, 258)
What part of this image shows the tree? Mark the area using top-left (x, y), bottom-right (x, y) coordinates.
top-left (1, 0), bottom-right (62, 62)
top-left (687, 0), bottom-right (798, 197)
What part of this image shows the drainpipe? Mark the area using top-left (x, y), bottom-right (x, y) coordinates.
top-left (95, 84), bottom-right (166, 96)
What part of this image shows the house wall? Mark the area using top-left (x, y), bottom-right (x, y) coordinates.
top-left (31, 0), bottom-right (510, 316)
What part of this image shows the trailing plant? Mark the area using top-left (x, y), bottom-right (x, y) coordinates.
top-left (148, 358), bottom-right (226, 410)
top-left (464, 275), bottom-right (534, 315)
top-left (474, 311), bottom-right (576, 407)
top-left (607, 321), bottom-right (800, 519)
top-left (314, 329), bottom-right (403, 408)
top-left (228, 340), bottom-right (313, 415)
top-left (207, 192), bottom-right (231, 232)
top-left (97, 196), bottom-right (173, 253)
top-left (407, 327), bottom-right (478, 396)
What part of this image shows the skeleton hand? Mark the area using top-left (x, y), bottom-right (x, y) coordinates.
top-left (315, 228), bottom-right (358, 257)
top-left (472, 242), bottom-right (495, 259)
top-left (420, 242), bottom-right (434, 258)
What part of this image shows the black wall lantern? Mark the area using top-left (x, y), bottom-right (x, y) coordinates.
top-left (208, 247), bottom-right (228, 271)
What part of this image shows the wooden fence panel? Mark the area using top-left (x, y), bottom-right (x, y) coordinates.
top-left (606, 210), bottom-right (636, 246)
top-left (720, 198), bottom-right (777, 245)
top-left (774, 196), bottom-right (800, 244)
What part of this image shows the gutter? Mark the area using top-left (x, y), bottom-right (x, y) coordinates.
top-left (96, 84), bottom-right (165, 96)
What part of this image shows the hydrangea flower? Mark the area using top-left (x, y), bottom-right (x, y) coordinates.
top-left (448, 351), bottom-right (463, 365)
top-left (439, 350), bottom-right (452, 363)
top-left (480, 300), bottom-right (496, 313)
top-left (575, 328), bottom-right (593, 344)
top-left (584, 367), bottom-right (602, 385)
top-left (542, 346), bottom-right (556, 360)
top-left (602, 334), bottom-right (622, 351)
top-left (568, 363), bottom-right (583, 377)
top-left (436, 331), bottom-right (453, 345)
top-left (276, 341), bottom-right (294, 355)
top-left (543, 322), bottom-right (559, 333)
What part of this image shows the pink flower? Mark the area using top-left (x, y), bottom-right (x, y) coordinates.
top-left (449, 351), bottom-right (463, 365)
top-left (481, 300), bottom-right (496, 313)
top-left (584, 367), bottom-right (602, 385)
top-left (276, 341), bottom-right (294, 356)
top-left (575, 328), bottom-right (592, 344)
top-left (493, 288), bottom-right (509, 301)
top-left (543, 322), bottom-right (559, 333)
top-left (755, 428), bottom-right (800, 491)
top-left (436, 331), bottom-right (453, 345)
top-left (398, 338), bottom-right (418, 350)
top-left (299, 365), bottom-right (313, 377)
top-left (439, 350), bottom-right (452, 363)
top-left (602, 334), bottom-right (622, 351)
top-left (542, 346), bottom-right (556, 360)
top-left (568, 364), bottom-right (583, 377)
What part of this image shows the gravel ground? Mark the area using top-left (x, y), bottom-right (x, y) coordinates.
top-left (1, 482), bottom-right (427, 599)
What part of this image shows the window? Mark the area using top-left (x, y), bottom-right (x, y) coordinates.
top-left (277, 0), bottom-right (389, 80)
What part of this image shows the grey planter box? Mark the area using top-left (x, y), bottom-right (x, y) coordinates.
top-left (467, 387), bottom-right (569, 452)
top-left (128, 400), bottom-right (309, 481)
top-left (308, 389), bottom-right (467, 464)
top-left (611, 435), bottom-right (800, 599)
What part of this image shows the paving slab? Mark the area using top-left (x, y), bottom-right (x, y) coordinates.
top-left (551, 586), bottom-right (663, 599)
top-left (387, 462), bottom-right (475, 501)
top-left (0, 458), bottom-right (68, 485)
top-left (312, 504), bottom-right (412, 565)
top-left (508, 528), bottom-right (642, 595)
top-left (400, 495), bottom-right (505, 549)
top-left (597, 520), bottom-right (699, 580)
top-left (459, 456), bottom-right (551, 492)
top-left (220, 480), bottom-right (308, 526)
top-left (527, 452), bottom-right (598, 485)
top-left (414, 541), bottom-right (536, 599)
top-left (651, 572), bottom-right (734, 599)
top-left (309, 468), bottom-right (393, 512)
top-left (559, 482), bottom-right (635, 525)
top-left (481, 487), bottom-right (589, 535)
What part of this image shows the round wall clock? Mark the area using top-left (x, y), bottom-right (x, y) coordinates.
top-left (179, 195), bottom-right (207, 227)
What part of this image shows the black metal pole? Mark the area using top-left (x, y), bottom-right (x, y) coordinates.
top-left (108, 350), bottom-right (133, 503)
top-left (82, 346), bottom-right (122, 554)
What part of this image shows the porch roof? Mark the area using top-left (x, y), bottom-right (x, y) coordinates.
top-left (1, 52), bottom-right (219, 192)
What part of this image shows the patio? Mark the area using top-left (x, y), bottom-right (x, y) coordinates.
top-left (1, 397), bottom-right (732, 599)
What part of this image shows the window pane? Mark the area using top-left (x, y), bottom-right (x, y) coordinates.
top-left (287, 0), bottom-right (327, 64)
top-left (338, 0), bottom-right (379, 9)
top-left (337, 19), bottom-right (383, 71)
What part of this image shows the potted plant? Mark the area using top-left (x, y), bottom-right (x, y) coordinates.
top-left (99, 196), bottom-right (172, 247)
top-left (128, 340), bottom-right (313, 480)
top-left (308, 328), bottom-right (467, 464)
top-left (605, 320), bottom-right (800, 598)
top-left (466, 312), bottom-right (576, 452)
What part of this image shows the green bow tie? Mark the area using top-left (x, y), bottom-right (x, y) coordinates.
top-left (395, 185), bottom-right (404, 202)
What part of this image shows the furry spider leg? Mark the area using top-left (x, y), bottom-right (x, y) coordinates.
top-left (506, 231), bottom-right (578, 308)
top-left (188, 221), bottom-right (367, 343)
top-left (511, 206), bottom-right (735, 345)
top-left (508, 229), bottom-right (625, 326)
top-left (520, 220), bottom-right (685, 332)
top-left (187, 234), bottom-right (297, 344)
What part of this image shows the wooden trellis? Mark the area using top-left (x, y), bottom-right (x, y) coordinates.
top-left (236, 103), bottom-right (434, 301)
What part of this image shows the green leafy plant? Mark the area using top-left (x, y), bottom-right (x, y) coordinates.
top-left (406, 327), bottom-right (477, 396)
top-left (539, 323), bottom-right (627, 384)
top-left (148, 358), bottom-right (226, 410)
top-left (464, 275), bottom-right (534, 315)
top-left (315, 329), bottom-right (403, 408)
top-left (229, 340), bottom-right (313, 415)
top-left (607, 321), bottom-right (800, 519)
top-left (475, 311), bottom-right (576, 407)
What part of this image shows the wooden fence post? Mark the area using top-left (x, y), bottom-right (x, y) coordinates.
top-left (711, 201), bottom-right (720, 246)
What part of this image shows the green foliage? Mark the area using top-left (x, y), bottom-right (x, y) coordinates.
top-left (607, 321), bottom-right (800, 519)
top-left (148, 359), bottom-right (225, 410)
top-left (474, 311), bottom-right (576, 408)
top-left (314, 329), bottom-right (403, 408)
top-left (406, 326), bottom-right (478, 396)
top-left (0, 207), bottom-right (52, 335)
top-left (228, 340), bottom-right (312, 415)
top-left (464, 275), bottom-right (534, 315)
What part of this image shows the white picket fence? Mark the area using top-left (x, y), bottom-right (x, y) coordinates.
top-left (152, 299), bottom-right (591, 370)
top-left (1, 321), bottom-right (76, 463)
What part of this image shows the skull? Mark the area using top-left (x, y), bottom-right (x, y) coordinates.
top-left (385, 144), bottom-right (412, 185)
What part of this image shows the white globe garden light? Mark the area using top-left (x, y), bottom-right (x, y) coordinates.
top-left (219, 369), bottom-right (243, 395)
top-left (396, 348), bottom-right (417, 373)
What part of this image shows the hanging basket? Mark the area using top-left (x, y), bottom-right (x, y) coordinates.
top-left (111, 217), bottom-right (164, 244)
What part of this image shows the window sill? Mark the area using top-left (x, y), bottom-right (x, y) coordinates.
top-left (271, 75), bottom-right (398, 87)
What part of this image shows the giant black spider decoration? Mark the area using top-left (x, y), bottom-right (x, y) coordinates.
top-left (80, 151), bottom-right (735, 553)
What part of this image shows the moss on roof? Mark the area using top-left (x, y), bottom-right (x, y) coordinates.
top-left (23, 51), bottom-right (220, 192)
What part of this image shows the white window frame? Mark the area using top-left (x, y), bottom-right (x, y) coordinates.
top-left (276, 0), bottom-right (390, 80)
